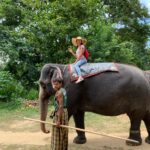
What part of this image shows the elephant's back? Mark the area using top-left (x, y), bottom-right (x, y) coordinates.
top-left (117, 63), bottom-right (150, 96)
top-left (82, 63), bottom-right (150, 114)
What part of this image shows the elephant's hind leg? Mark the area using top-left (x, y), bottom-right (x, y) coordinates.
top-left (143, 112), bottom-right (150, 144)
top-left (73, 110), bottom-right (87, 144)
top-left (127, 114), bottom-right (142, 146)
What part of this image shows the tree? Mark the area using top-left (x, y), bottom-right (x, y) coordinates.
top-left (103, 0), bottom-right (150, 68)
top-left (0, 0), bottom-right (150, 88)
top-left (0, 0), bottom-right (105, 86)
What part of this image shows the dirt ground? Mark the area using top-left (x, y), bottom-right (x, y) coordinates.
top-left (0, 118), bottom-right (150, 150)
top-left (0, 130), bottom-right (149, 150)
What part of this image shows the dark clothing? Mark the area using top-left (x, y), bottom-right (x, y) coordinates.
top-left (51, 88), bottom-right (68, 150)
top-left (51, 109), bottom-right (68, 150)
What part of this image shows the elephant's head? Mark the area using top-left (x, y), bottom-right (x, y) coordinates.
top-left (39, 64), bottom-right (63, 133)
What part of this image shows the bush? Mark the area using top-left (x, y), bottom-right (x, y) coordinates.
top-left (26, 88), bottom-right (38, 100)
top-left (0, 71), bottom-right (25, 102)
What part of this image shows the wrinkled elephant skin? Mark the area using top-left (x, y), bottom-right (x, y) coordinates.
top-left (39, 63), bottom-right (150, 146)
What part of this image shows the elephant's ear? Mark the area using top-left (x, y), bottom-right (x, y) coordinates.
top-left (39, 65), bottom-right (62, 86)
top-left (40, 66), bottom-right (55, 84)
top-left (50, 66), bottom-right (63, 82)
top-left (49, 68), bottom-right (55, 79)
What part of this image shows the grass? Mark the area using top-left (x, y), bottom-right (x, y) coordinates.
top-left (0, 101), bottom-right (39, 132)
top-left (0, 101), bottom-right (129, 133)
top-left (84, 112), bottom-right (129, 133)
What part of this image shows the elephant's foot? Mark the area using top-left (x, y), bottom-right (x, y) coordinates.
top-left (73, 135), bottom-right (87, 144)
top-left (126, 131), bottom-right (142, 146)
top-left (126, 138), bottom-right (142, 146)
top-left (145, 136), bottom-right (150, 144)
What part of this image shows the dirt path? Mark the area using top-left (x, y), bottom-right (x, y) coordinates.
top-left (0, 129), bottom-right (149, 150)
top-left (0, 115), bottom-right (150, 150)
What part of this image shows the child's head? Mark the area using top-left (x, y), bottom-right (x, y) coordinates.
top-left (51, 78), bottom-right (63, 91)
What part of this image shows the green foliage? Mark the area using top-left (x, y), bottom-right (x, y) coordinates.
top-left (26, 89), bottom-right (38, 100)
top-left (0, 0), bottom-right (150, 89)
top-left (2, 4), bottom-right (22, 26)
top-left (145, 47), bottom-right (150, 70)
top-left (0, 71), bottom-right (25, 102)
top-left (103, 0), bottom-right (150, 67)
top-left (108, 41), bottom-right (137, 64)
top-left (86, 21), bottom-right (137, 65)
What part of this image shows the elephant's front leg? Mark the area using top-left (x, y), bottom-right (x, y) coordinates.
top-left (73, 110), bottom-right (87, 144)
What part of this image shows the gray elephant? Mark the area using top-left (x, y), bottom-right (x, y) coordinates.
top-left (39, 63), bottom-right (150, 146)
top-left (144, 70), bottom-right (150, 82)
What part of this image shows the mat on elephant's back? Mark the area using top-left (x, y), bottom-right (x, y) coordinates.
top-left (68, 62), bottom-right (119, 81)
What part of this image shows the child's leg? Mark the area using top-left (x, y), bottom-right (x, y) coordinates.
top-left (74, 59), bottom-right (87, 76)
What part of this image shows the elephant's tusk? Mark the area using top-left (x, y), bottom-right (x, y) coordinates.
top-left (24, 117), bottom-right (139, 144)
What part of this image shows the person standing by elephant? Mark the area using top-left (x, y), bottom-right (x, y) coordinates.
top-left (50, 77), bottom-right (68, 150)
top-left (68, 36), bottom-right (87, 83)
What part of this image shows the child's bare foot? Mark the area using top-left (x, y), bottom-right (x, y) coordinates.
top-left (76, 77), bottom-right (84, 83)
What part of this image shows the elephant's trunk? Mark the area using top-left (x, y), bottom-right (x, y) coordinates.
top-left (40, 99), bottom-right (49, 133)
top-left (39, 87), bottom-right (49, 134)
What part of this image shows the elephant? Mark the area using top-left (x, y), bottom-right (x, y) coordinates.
top-left (144, 71), bottom-right (150, 83)
top-left (39, 63), bottom-right (150, 146)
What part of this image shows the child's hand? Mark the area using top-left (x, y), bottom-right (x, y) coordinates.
top-left (56, 120), bottom-right (61, 127)
top-left (68, 48), bottom-right (73, 53)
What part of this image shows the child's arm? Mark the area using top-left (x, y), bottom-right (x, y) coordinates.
top-left (68, 48), bottom-right (77, 58)
top-left (56, 91), bottom-right (64, 126)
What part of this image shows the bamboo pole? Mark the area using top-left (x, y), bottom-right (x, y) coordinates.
top-left (24, 117), bottom-right (139, 144)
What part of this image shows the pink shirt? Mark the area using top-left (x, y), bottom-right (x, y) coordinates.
top-left (76, 45), bottom-right (85, 59)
